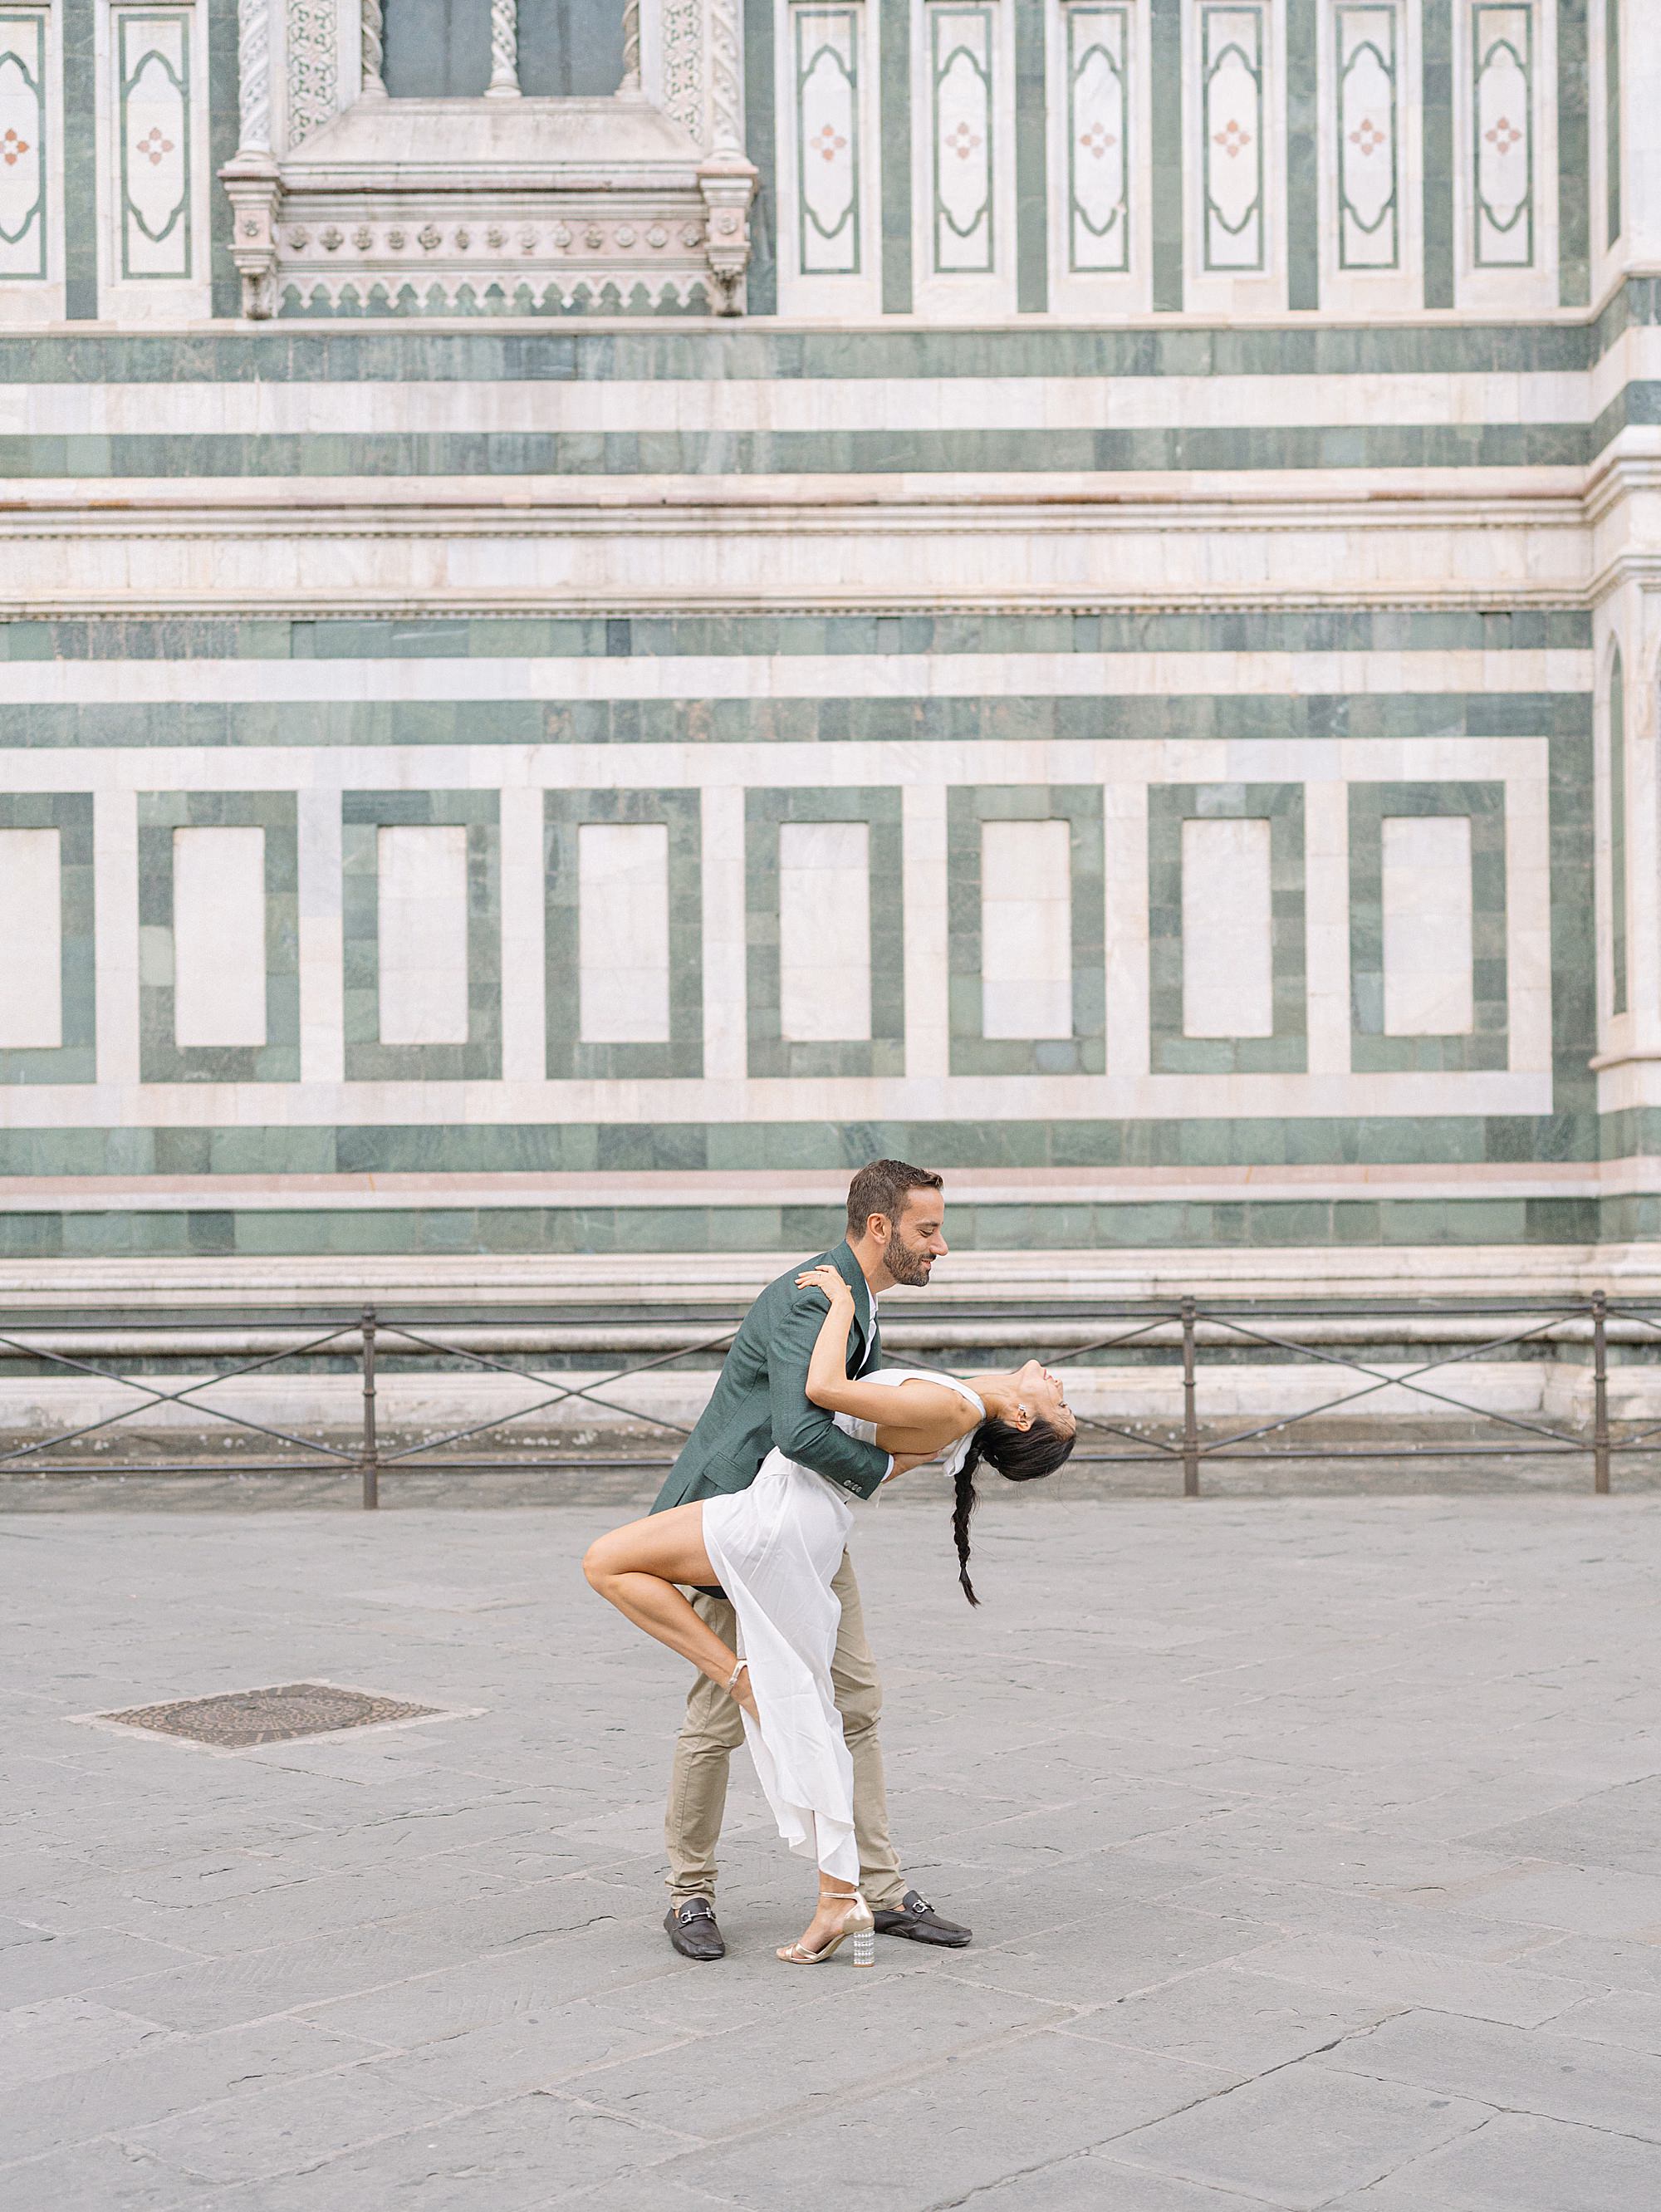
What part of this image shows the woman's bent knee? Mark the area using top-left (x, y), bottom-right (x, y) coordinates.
top-left (582, 1531), bottom-right (623, 1593)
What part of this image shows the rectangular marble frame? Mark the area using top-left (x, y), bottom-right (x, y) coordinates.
top-left (1149, 782), bottom-right (1307, 1074)
top-left (0, 790), bottom-right (95, 1084)
top-left (1349, 777), bottom-right (1508, 1071)
top-left (137, 789), bottom-right (298, 1083)
top-left (341, 788), bottom-right (501, 1081)
top-left (745, 784), bottom-right (904, 1078)
top-left (544, 786), bottom-right (703, 1081)
top-left (948, 782), bottom-right (1105, 1075)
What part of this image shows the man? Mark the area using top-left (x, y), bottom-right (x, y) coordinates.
top-left (651, 1158), bottom-right (973, 1961)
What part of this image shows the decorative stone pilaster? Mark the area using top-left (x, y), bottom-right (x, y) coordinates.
top-left (485, 0), bottom-right (519, 96)
top-left (221, 0), bottom-right (280, 316)
top-left (697, 142), bottom-right (757, 312)
top-left (708, 0), bottom-right (743, 152)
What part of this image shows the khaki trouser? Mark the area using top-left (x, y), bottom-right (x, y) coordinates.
top-left (664, 1548), bottom-right (906, 1911)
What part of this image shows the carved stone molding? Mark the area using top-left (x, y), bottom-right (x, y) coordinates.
top-left (271, 198), bottom-right (746, 315)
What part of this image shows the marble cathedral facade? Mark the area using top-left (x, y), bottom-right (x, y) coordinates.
top-left (0, 0), bottom-right (1655, 1312)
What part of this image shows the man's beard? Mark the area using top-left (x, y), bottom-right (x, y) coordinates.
top-left (881, 1229), bottom-right (933, 1287)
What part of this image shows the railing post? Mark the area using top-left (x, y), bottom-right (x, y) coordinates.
top-left (360, 1303), bottom-right (379, 1509)
top-left (1180, 1297), bottom-right (1200, 1498)
top-left (1592, 1288), bottom-right (1610, 1496)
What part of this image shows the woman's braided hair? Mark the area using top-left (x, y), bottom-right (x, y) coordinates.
top-left (952, 1415), bottom-right (1076, 1605)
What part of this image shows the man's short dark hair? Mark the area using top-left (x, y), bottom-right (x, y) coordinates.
top-left (845, 1159), bottom-right (944, 1239)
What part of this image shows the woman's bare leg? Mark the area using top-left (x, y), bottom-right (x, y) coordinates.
top-left (583, 1503), bottom-right (757, 1715)
top-left (791, 1865), bottom-right (859, 1957)
top-left (586, 1506), bottom-right (855, 1951)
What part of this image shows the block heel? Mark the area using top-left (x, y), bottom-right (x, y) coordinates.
top-left (777, 1889), bottom-right (876, 1966)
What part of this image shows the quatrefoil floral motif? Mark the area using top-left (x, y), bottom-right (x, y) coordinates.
top-left (810, 122), bottom-right (846, 163)
top-left (943, 120), bottom-right (982, 160)
top-left (1484, 115), bottom-right (1521, 154)
top-left (0, 127), bottom-right (28, 167)
top-left (1077, 123), bottom-right (1117, 160)
top-left (1348, 115), bottom-right (1384, 156)
top-left (135, 125), bottom-right (174, 166)
top-left (1213, 117), bottom-right (1251, 159)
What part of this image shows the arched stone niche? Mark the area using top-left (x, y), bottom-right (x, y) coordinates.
top-left (221, 0), bottom-right (755, 316)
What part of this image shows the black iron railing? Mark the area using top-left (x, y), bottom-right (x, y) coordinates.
top-left (2, 1294), bottom-right (1659, 1503)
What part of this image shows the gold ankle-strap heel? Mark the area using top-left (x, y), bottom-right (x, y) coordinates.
top-left (777, 1890), bottom-right (876, 1968)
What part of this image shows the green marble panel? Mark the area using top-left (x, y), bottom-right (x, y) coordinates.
top-left (6, 316), bottom-right (1657, 381)
top-left (1150, 0), bottom-right (1183, 309)
top-left (1558, 0), bottom-right (1590, 307)
top-left (0, 1189), bottom-right (1626, 1258)
top-left (948, 783), bottom-right (1105, 1076)
top-left (0, 792), bottom-right (96, 1085)
top-left (341, 789), bottom-right (502, 1081)
top-left (0, 418), bottom-right (1621, 475)
top-left (1149, 784), bottom-right (1307, 1073)
top-left (1285, 0), bottom-right (1319, 309)
top-left (1014, 0), bottom-right (1048, 311)
top-left (1609, 644), bottom-right (1627, 1015)
top-left (544, 787), bottom-right (703, 1079)
top-left (137, 791), bottom-right (300, 1083)
top-left (1423, 0), bottom-right (1455, 308)
top-left (0, 608), bottom-right (1596, 659)
top-left (880, 0), bottom-right (913, 311)
top-left (1605, 0), bottom-right (1621, 244)
top-left (743, 0), bottom-right (779, 313)
top-left (745, 786), bottom-right (904, 1077)
top-left (0, 1106), bottom-right (1634, 1178)
top-left (1349, 781), bottom-right (1509, 1072)
top-left (0, 691), bottom-right (1591, 749)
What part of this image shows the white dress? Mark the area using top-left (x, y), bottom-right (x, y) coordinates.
top-left (699, 1367), bottom-right (986, 1883)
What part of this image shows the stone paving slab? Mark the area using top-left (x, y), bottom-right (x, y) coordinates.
top-left (5, 1496), bottom-right (1661, 2209)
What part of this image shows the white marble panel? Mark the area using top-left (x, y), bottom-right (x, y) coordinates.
top-left (0, 827), bottom-right (61, 1048)
top-left (1182, 816), bottom-right (1273, 1037)
top-left (779, 819), bottom-right (871, 1042)
top-left (377, 825), bottom-right (469, 1046)
top-left (173, 826), bottom-right (265, 1048)
top-left (982, 818), bottom-right (1072, 1039)
top-left (1382, 813), bottom-right (1473, 1034)
top-left (578, 822), bottom-right (671, 1045)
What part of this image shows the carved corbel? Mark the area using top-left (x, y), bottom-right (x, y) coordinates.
top-left (220, 152), bottom-right (282, 319)
top-left (696, 145), bottom-right (757, 315)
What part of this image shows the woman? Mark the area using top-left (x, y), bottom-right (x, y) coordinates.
top-left (583, 1266), bottom-right (1075, 1968)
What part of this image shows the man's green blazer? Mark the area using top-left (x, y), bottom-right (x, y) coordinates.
top-left (649, 1240), bottom-right (890, 1513)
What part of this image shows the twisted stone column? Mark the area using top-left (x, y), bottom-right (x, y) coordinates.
top-left (620, 0), bottom-right (641, 94)
top-left (360, 0), bottom-right (386, 97)
top-left (236, 0), bottom-right (272, 152)
top-left (486, 0), bottom-right (520, 96)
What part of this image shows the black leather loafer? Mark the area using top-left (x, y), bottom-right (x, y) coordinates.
top-left (664, 1896), bottom-right (726, 1960)
top-left (873, 1889), bottom-right (972, 1947)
